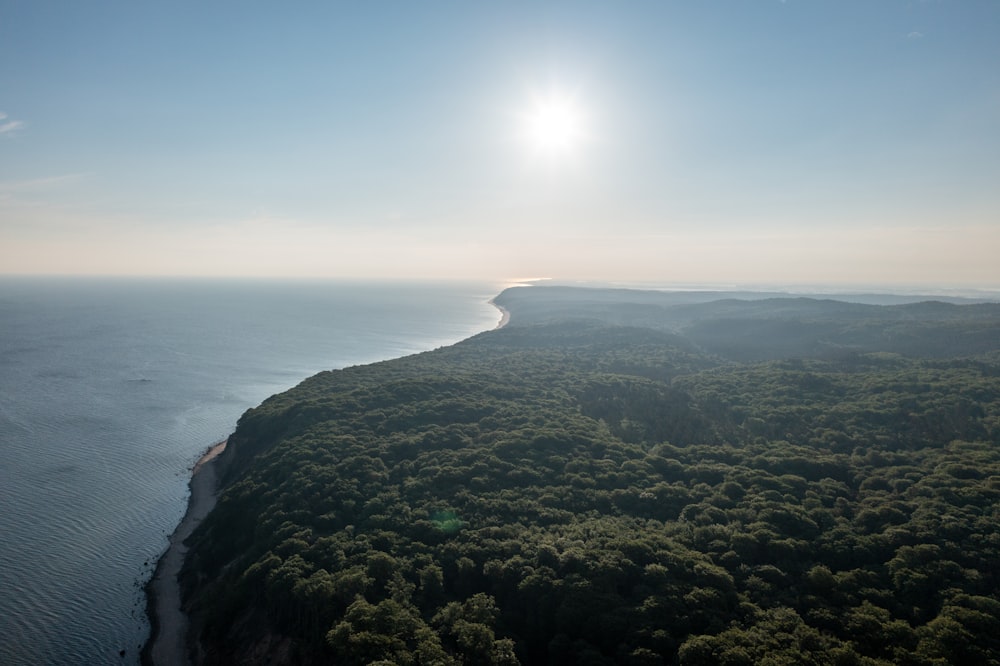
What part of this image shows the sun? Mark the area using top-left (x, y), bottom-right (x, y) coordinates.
top-left (521, 92), bottom-right (586, 157)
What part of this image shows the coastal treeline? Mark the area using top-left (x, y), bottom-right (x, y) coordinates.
top-left (179, 289), bottom-right (1000, 664)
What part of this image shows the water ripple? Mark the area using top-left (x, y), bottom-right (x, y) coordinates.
top-left (0, 278), bottom-right (501, 666)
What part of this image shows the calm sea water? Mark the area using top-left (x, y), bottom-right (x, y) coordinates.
top-left (0, 277), bottom-right (502, 666)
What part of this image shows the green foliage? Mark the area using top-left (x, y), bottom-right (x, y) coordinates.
top-left (180, 292), bottom-right (1000, 664)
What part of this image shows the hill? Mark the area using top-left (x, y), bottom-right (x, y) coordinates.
top-left (178, 286), bottom-right (1000, 664)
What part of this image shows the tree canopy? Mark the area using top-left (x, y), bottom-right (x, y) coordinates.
top-left (179, 287), bottom-right (1000, 665)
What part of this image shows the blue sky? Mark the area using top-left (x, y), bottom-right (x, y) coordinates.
top-left (2, 1), bottom-right (998, 287)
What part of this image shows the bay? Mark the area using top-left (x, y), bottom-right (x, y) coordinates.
top-left (0, 277), bottom-right (502, 665)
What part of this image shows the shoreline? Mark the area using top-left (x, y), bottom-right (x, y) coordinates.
top-left (490, 299), bottom-right (510, 330)
top-left (143, 297), bottom-right (506, 664)
top-left (141, 440), bottom-right (227, 666)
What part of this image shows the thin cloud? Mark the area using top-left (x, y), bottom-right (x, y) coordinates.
top-left (0, 112), bottom-right (25, 135)
top-left (907, 31), bottom-right (924, 39)
top-left (0, 173), bottom-right (87, 193)
top-left (0, 174), bottom-right (89, 222)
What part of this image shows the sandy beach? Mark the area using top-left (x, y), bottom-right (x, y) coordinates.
top-left (142, 440), bottom-right (226, 666)
top-left (490, 300), bottom-right (510, 329)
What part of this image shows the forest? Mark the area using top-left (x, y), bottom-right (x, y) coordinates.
top-left (180, 286), bottom-right (1000, 665)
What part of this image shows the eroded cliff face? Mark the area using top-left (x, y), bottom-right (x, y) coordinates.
top-left (175, 289), bottom-right (1000, 665)
top-left (178, 437), bottom-right (275, 665)
top-left (186, 604), bottom-right (299, 666)
top-left (180, 439), bottom-right (311, 666)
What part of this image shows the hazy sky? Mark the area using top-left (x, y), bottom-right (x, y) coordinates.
top-left (2, 1), bottom-right (998, 287)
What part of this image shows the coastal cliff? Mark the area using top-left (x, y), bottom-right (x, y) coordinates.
top-left (168, 287), bottom-right (1000, 664)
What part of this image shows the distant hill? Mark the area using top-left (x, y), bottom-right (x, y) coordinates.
top-left (493, 286), bottom-right (1000, 360)
top-left (177, 286), bottom-right (1000, 665)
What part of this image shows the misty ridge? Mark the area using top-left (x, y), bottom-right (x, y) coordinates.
top-left (492, 286), bottom-right (1000, 361)
top-left (172, 285), bottom-right (1000, 665)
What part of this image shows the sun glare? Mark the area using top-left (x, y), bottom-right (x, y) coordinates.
top-left (521, 92), bottom-right (586, 157)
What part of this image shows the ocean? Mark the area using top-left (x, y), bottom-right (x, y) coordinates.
top-left (0, 277), bottom-right (503, 666)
